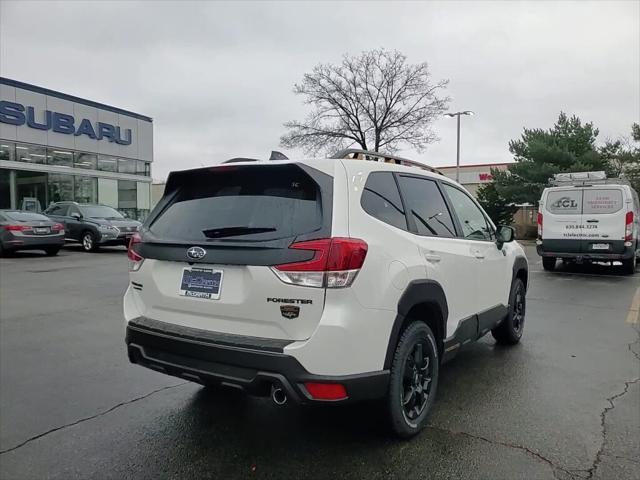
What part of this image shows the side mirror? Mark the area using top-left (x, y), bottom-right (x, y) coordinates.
top-left (496, 225), bottom-right (515, 249)
top-left (70, 212), bottom-right (82, 220)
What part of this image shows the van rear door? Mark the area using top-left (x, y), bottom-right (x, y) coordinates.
top-left (543, 188), bottom-right (584, 253)
top-left (580, 187), bottom-right (626, 255)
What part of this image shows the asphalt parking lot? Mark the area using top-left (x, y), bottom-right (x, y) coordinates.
top-left (0, 244), bottom-right (638, 480)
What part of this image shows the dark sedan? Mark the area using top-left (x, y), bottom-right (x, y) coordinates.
top-left (0, 210), bottom-right (65, 256)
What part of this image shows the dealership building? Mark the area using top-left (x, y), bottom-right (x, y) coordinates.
top-left (0, 77), bottom-right (152, 220)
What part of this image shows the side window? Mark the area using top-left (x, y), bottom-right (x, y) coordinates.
top-left (443, 184), bottom-right (493, 241)
top-left (397, 175), bottom-right (456, 237)
top-left (68, 206), bottom-right (81, 218)
top-left (361, 172), bottom-right (407, 230)
top-left (47, 205), bottom-right (69, 216)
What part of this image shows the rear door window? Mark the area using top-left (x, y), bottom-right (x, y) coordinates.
top-left (546, 190), bottom-right (583, 215)
top-left (150, 166), bottom-right (324, 242)
top-left (397, 175), bottom-right (456, 237)
top-left (582, 189), bottom-right (623, 214)
top-left (360, 172), bottom-right (407, 230)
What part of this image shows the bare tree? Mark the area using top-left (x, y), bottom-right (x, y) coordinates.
top-left (280, 49), bottom-right (450, 155)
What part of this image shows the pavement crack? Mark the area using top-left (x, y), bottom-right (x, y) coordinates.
top-left (426, 424), bottom-right (587, 479)
top-left (585, 375), bottom-right (640, 479)
top-left (0, 382), bottom-right (188, 455)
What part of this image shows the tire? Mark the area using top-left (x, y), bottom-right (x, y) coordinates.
top-left (81, 231), bottom-right (98, 252)
top-left (542, 257), bottom-right (556, 271)
top-left (492, 278), bottom-right (526, 345)
top-left (387, 322), bottom-right (439, 438)
top-left (622, 255), bottom-right (636, 275)
top-left (44, 247), bottom-right (60, 256)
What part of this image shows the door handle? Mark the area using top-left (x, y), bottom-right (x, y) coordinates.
top-left (586, 219), bottom-right (599, 223)
top-left (424, 254), bottom-right (441, 263)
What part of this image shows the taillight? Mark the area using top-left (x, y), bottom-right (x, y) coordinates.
top-left (272, 237), bottom-right (368, 288)
top-left (625, 211), bottom-right (634, 242)
top-left (128, 232), bottom-right (144, 272)
top-left (537, 212), bottom-right (543, 238)
top-left (51, 223), bottom-right (64, 233)
top-left (3, 225), bottom-right (30, 231)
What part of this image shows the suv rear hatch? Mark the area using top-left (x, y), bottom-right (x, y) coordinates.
top-left (131, 162), bottom-right (333, 341)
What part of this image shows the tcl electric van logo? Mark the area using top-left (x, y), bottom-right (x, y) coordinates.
top-left (551, 197), bottom-right (579, 209)
top-left (0, 101), bottom-right (132, 145)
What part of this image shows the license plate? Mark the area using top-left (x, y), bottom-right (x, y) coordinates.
top-left (591, 243), bottom-right (610, 250)
top-left (33, 227), bottom-right (50, 234)
top-left (179, 267), bottom-right (223, 300)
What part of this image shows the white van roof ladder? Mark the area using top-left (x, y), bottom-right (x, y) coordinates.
top-left (550, 171), bottom-right (630, 187)
top-left (331, 149), bottom-right (443, 175)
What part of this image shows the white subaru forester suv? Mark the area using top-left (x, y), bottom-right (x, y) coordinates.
top-left (124, 150), bottom-right (528, 437)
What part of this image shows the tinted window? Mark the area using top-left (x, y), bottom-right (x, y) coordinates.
top-left (3, 211), bottom-right (49, 222)
top-left (443, 184), bottom-right (493, 241)
top-left (361, 172), bottom-right (407, 230)
top-left (397, 176), bottom-right (456, 237)
top-left (46, 204), bottom-right (69, 216)
top-left (151, 166), bottom-right (324, 242)
top-left (582, 189), bottom-right (623, 214)
top-left (546, 190), bottom-right (582, 215)
top-left (79, 205), bottom-right (124, 219)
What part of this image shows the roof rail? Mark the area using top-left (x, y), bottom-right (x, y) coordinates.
top-left (330, 149), bottom-right (443, 175)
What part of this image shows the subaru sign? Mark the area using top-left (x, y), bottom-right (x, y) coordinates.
top-left (0, 100), bottom-right (132, 145)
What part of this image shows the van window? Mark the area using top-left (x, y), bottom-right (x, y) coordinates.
top-left (546, 190), bottom-right (582, 215)
top-left (582, 189), bottom-right (623, 214)
top-left (150, 165), bottom-right (324, 242)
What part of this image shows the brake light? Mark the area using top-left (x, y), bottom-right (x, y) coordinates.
top-left (51, 223), bottom-right (64, 233)
top-left (625, 211), bottom-right (634, 242)
top-left (537, 212), bottom-right (543, 238)
top-left (304, 382), bottom-right (348, 400)
top-left (272, 237), bottom-right (368, 288)
top-left (3, 224), bottom-right (30, 231)
top-left (128, 232), bottom-right (144, 271)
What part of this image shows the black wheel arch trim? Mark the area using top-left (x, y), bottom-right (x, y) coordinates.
top-left (512, 255), bottom-right (529, 291)
top-left (383, 279), bottom-right (449, 370)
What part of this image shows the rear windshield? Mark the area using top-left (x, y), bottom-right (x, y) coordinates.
top-left (546, 188), bottom-right (623, 215)
top-left (150, 165), bottom-right (324, 242)
top-left (2, 211), bottom-right (49, 222)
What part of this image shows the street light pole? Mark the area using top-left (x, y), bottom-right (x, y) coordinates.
top-left (445, 110), bottom-right (474, 183)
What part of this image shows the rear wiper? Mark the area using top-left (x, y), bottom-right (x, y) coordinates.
top-left (202, 226), bottom-right (277, 239)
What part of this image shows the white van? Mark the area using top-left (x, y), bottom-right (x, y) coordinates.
top-left (536, 172), bottom-right (640, 273)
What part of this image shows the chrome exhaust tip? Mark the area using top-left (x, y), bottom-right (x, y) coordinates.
top-left (271, 385), bottom-right (287, 405)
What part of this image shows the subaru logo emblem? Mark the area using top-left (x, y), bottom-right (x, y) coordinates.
top-left (186, 246), bottom-right (206, 260)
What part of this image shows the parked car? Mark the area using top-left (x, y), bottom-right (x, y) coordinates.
top-left (0, 210), bottom-right (65, 256)
top-left (44, 202), bottom-right (141, 252)
top-left (124, 150), bottom-right (528, 438)
top-left (537, 171), bottom-right (640, 274)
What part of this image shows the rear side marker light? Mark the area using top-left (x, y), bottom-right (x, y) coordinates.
top-left (304, 382), bottom-right (348, 401)
top-left (128, 232), bottom-right (144, 272)
top-left (271, 237), bottom-right (368, 288)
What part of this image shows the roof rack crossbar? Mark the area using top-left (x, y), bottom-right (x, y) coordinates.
top-left (330, 149), bottom-right (443, 175)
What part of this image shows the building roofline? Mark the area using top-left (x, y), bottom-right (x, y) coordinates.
top-left (0, 77), bottom-right (153, 123)
top-left (437, 161), bottom-right (512, 169)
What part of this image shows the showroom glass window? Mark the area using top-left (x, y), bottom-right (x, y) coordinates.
top-left (15, 144), bottom-right (46, 164)
top-left (47, 148), bottom-right (74, 168)
top-left (97, 155), bottom-right (118, 172)
top-left (75, 152), bottom-right (97, 170)
top-left (135, 160), bottom-right (148, 176)
top-left (74, 176), bottom-right (97, 203)
top-left (47, 174), bottom-right (74, 205)
top-left (0, 169), bottom-right (10, 209)
top-left (0, 142), bottom-right (15, 161)
top-left (118, 180), bottom-right (137, 218)
top-left (15, 170), bottom-right (47, 211)
top-left (118, 159), bottom-right (137, 174)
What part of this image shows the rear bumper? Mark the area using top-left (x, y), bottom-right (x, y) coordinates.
top-left (2, 234), bottom-right (65, 250)
top-left (125, 317), bottom-right (389, 404)
top-left (537, 241), bottom-right (635, 260)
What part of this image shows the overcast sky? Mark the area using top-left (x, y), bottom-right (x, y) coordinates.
top-left (1, 0), bottom-right (638, 181)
